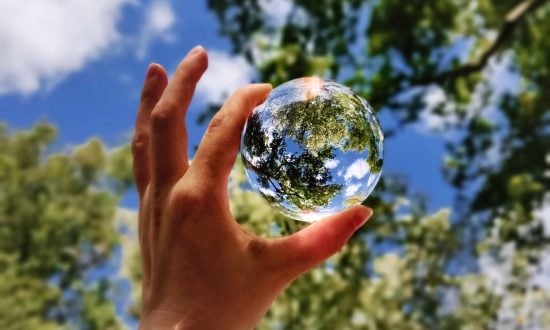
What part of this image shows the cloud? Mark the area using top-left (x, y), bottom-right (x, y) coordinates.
top-left (196, 50), bottom-right (255, 104)
top-left (488, 53), bottom-right (519, 96)
top-left (537, 193), bottom-right (550, 237)
top-left (251, 0), bottom-right (308, 67)
top-left (478, 242), bottom-right (514, 296)
top-left (415, 53), bottom-right (519, 136)
top-left (416, 85), bottom-right (449, 132)
top-left (345, 183), bottom-right (361, 197)
top-left (533, 248), bottom-right (550, 290)
top-left (0, 0), bottom-right (133, 95)
top-left (343, 159), bottom-right (370, 181)
top-left (115, 207), bottom-right (138, 279)
top-left (324, 159), bottom-right (339, 169)
top-left (136, 0), bottom-right (176, 59)
top-left (259, 186), bottom-right (278, 199)
top-left (424, 85), bottom-right (446, 111)
top-left (259, 0), bottom-right (293, 26)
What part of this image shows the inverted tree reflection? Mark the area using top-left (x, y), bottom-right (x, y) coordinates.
top-left (243, 112), bottom-right (342, 211)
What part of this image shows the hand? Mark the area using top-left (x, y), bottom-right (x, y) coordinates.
top-left (132, 46), bottom-right (373, 329)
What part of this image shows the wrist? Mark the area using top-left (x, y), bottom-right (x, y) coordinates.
top-left (139, 309), bottom-right (183, 330)
top-left (140, 309), bottom-right (250, 330)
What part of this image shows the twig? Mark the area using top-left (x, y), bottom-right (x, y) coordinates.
top-left (415, 0), bottom-right (547, 85)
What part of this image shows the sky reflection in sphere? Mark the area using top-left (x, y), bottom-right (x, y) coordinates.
top-left (241, 77), bottom-right (384, 222)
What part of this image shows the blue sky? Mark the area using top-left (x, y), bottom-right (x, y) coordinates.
top-left (0, 0), bottom-right (454, 213)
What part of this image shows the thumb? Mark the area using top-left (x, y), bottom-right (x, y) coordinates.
top-left (273, 205), bottom-right (372, 280)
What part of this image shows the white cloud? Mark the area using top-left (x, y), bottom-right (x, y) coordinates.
top-left (251, 1), bottom-right (308, 67)
top-left (488, 52), bottom-right (519, 96)
top-left (259, 0), bottom-right (292, 26)
top-left (196, 50), bottom-right (255, 104)
top-left (0, 0), bottom-right (133, 95)
top-left (343, 159), bottom-right (370, 181)
top-left (412, 53), bottom-right (516, 137)
top-left (115, 207), bottom-right (138, 279)
top-left (345, 183), bottom-right (361, 197)
top-left (478, 242), bottom-right (514, 296)
top-left (478, 209), bottom-right (550, 329)
top-left (324, 159), bottom-right (339, 169)
top-left (136, 0), bottom-right (176, 59)
top-left (533, 248), bottom-right (550, 290)
top-left (536, 194), bottom-right (550, 237)
top-left (416, 85), bottom-right (449, 132)
top-left (259, 186), bottom-right (278, 199)
top-left (424, 85), bottom-right (446, 110)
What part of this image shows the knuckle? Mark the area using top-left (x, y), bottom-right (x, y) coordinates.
top-left (328, 242), bottom-right (343, 255)
top-left (236, 84), bottom-right (255, 95)
top-left (206, 114), bottom-right (226, 132)
top-left (174, 62), bottom-right (201, 87)
top-left (234, 85), bottom-right (250, 96)
top-left (326, 235), bottom-right (346, 255)
top-left (178, 77), bottom-right (196, 94)
top-left (156, 98), bottom-right (180, 114)
top-left (247, 238), bottom-right (269, 257)
top-left (150, 109), bottom-right (173, 129)
top-left (131, 133), bottom-right (149, 155)
top-left (233, 86), bottom-right (254, 105)
top-left (179, 53), bottom-right (208, 77)
top-left (182, 188), bottom-right (205, 206)
top-left (168, 182), bottom-right (206, 212)
top-left (232, 87), bottom-right (264, 112)
top-left (140, 86), bottom-right (157, 104)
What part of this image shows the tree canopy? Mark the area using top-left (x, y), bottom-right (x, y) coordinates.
top-left (0, 123), bottom-right (132, 329)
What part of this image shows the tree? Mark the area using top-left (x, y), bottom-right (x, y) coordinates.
top-left (243, 113), bottom-right (344, 212)
top-left (0, 123), bottom-right (132, 329)
top-left (202, 0), bottom-right (550, 328)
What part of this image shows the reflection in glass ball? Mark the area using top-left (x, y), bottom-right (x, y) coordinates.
top-left (241, 77), bottom-right (384, 222)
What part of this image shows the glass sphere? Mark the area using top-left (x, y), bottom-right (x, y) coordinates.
top-left (241, 77), bottom-right (384, 222)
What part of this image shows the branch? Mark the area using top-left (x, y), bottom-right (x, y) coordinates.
top-left (415, 0), bottom-right (547, 85)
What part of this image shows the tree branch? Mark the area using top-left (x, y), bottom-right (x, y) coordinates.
top-left (415, 0), bottom-right (547, 85)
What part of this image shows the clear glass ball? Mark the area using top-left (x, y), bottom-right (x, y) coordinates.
top-left (241, 77), bottom-right (384, 222)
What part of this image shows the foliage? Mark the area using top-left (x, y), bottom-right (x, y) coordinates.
top-left (0, 123), bottom-right (131, 329)
top-left (243, 114), bottom-right (343, 211)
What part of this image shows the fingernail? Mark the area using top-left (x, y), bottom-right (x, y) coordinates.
top-left (352, 207), bottom-right (373, 229)
top-left (146, 63), bottom-right (159, 79)
top-left (185, 45), bottom-right (204, 58)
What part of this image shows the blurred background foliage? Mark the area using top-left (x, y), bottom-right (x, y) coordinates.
top-left (1, 0), bottom-right (549, 329)
top-left (0, 124), bottom-right (132, 329)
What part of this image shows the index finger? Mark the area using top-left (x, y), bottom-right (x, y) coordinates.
top-left (189, 84), bottom-right (272, 192)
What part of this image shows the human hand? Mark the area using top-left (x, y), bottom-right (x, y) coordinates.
top-left (132, 46), bottom-right (373, 330)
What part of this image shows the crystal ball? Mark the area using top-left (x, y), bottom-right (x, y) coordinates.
top-left (241, 77), bottom-right (384, 222)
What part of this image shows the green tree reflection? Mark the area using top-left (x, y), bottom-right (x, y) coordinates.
top-left (270, 89), bottom-right (383, 174)
top-left (243, 111), bottom-right (343, 210)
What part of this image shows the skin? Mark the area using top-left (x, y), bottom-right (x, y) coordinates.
top-left (132, 46), bottom-right (373, 330)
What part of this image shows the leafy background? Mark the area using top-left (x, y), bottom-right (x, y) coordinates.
top-left (0, 0), bottom-right (549, 329)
